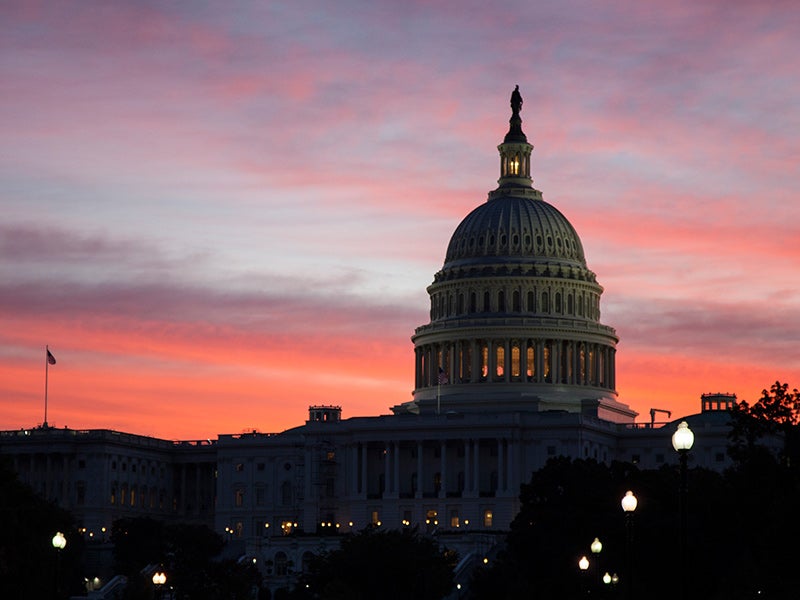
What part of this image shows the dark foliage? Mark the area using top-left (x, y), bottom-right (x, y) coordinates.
top-left (469, 448), bottom-right (800, 600)
top-left (112, 517), bottom-right (258, 600)
top-left (290, 526), bottom-right (457, 600)
top-left (0, 457), bottom-right (83, 600)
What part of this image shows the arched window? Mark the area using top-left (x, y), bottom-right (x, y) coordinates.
top-left (555, 293), bottom-right (562, 313)
top-left (568, 294), bottom-right (574, 315)
top-left (495, 342), bottom-right (505, 378)
top-left (527, 291), bottom-right (535, 312)
top-left (469, 292), bottom-right (477, 313)
top-left (511, 342), bottom-right (521, 378)
top-left (543, 343), bottom-right (551, 381)
top-left (480, 342), bottom-right (489, 379)
top-left (541, 292), bottom-right (549, 313)
top-left (498, 290), bottom-right (506, 312)
top-left (483, 291), bottom-right (491, 312)
top-left (526, 343), bottom-right (535, 379)
top-left (513, 290), bottom-right (521, 312)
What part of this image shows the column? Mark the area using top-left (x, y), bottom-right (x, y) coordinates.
top-left (384, 443), bottom-right (391, 496)
top-left (416, 442), bottom-right (424, 499)
top-left (393, 441), bottom-right (400, 496)
top-left (439, 441), bottom-right (447, 498)
top-left (464, 439), bottom-right (471, 494)
top-left (472, 440), bottom-right (480, 495)
top-left (497, 439), bottom-right (504, 493)
top-left (360, 444), bottom-right (368, 496)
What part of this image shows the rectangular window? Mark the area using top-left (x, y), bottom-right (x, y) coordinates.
top-left (483, 509), bottom-right (493, 528)
top-left (235, 463), bottom-right (244, 472)
top-left (255, 487), bottom-right (266, 506)
top-left (371, 510), bottom-right (380, 525)
top-left (450, 510), bottom-right (460, 528)
top-left (235, 489), bottom-right (244, 507)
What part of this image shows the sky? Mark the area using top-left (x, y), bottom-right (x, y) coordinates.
top-left (1, 0), bottom-right (798, 440)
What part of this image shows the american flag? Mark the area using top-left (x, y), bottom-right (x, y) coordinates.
top-left (47, 349), bottom-right (56, 365)
top-left (438, 367), bottom-right (448, 385)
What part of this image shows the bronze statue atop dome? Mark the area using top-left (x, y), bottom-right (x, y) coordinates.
top-left (511, 85), bottom-right (523, 115)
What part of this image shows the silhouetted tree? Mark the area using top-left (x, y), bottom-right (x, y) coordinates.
top-left (729, 380), bottom-right (800, 464)
top-left (466, 457), bottom-right (779, 600)
top-left (292, 527), bottom-right (457, 600)
top-left (112, 517), bottom-right (257, 600)
top-left (0, 457), bottom-right (82, 600)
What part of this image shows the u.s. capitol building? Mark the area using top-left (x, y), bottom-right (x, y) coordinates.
top-left (1, 88), bottom-right (740, 591)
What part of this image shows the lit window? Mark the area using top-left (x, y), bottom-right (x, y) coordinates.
top-left (450, 510), bottom-right (460, 528)
top-left (235, 489), bottom-right (245, 507)
top-left (511, 343), bottom-right (520, 378)
top-left (483, 509), bottom-right (493, 528)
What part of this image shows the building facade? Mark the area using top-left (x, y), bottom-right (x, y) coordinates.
top-left (0, 89), bottom-right (750, 593)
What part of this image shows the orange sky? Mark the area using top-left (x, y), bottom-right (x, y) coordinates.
top-left (1, 1), bottom-right (798, 440)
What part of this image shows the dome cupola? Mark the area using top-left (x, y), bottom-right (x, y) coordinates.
top-left (406, 87), bottom-right (634, 422)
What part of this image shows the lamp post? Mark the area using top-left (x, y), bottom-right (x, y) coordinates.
top-left (672, 420), bottom-right (694, 600)
top-left (152, 571), bottom-right (167, 600)
top-left (591, 537), bottom-right (603, 588)
top-left (52, 531), bottom-right (66, 598)
top-left (621, 491), bottom-right (637, 600)
top-left (578, 555), bottom-right (590, 597)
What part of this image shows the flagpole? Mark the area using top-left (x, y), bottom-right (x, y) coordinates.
top-left (44, 345), bottom-right (50, 427)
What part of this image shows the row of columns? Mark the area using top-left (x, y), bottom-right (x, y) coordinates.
top-left (414, 338), bottom-right (615, 390)
top-left (351, 438), bottom-right (514, 499)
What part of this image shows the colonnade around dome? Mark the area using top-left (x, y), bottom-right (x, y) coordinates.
top-left (413, 337), bottom-right (615, 393)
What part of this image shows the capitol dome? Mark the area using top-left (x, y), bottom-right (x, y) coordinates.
top-left (405, 86), bottom-right (635, 423)
top-left (443, 195), bottom-right (587, 270)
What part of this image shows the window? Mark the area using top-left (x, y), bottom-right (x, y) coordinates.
top-left (78, 459), bottom-right (86, 469)
top-left (483, 509), bottom-right (493, 528)
top-left (511, 342), bottom-right (520, 378)
top-left (434, 472), bottom-right (441, 494)
top-left (280, 521), bottom-right (294, 536)
top-left (371, 510), bottom-right (380, 525)
top-left (76, 482), bottom-right (86, 505)
top-left (495, 343), bottom-right (504, 377)
top-left (235, 488), bottom-right (244, 507)
top-left (275, 551), bottom-right (289, 575)
top-left (257, 463), bottom-right (265, 471)
top-left (235, 463), bottom-right (244, 472)
top-left (450, 510), bottom-right (460, 528)
top-left (281, 481), bottom-right (292, 505)
top-left (110, 485), bottom-right (116, 505)
top-left (256, 487), bottom-right (266, 506)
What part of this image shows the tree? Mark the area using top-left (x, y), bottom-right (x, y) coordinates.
top-left (729, 380), bottom-right (800, 464)
top-left (292, 527), bottom-right (457, 600)
top-left (111, 517), bottom-right (257, 600)
top-left (0, 457), bottom-right (82, 600)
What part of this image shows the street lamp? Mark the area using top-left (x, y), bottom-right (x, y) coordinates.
top-left (621, 491), bottom-right (637, 600)
top-left (52, 532), bottom-right (66, 598)
top-left (672, 420), bottom-right (694, 600)
top-left (591, 537), bottom-right (602, 586)
top-left (578, 556), bottom-right (590, 597)
top-left (152, 571), bottom-right (167, 600)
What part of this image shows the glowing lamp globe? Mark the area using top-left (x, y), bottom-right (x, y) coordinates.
top-left (672, 421), bottom-right (695, 452)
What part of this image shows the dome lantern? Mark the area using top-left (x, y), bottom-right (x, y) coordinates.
top-left (494, 85), bottom-right (534, 193)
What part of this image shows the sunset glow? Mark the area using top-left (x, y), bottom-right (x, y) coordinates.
top-left (2, 1), bottom-right (798, 440)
